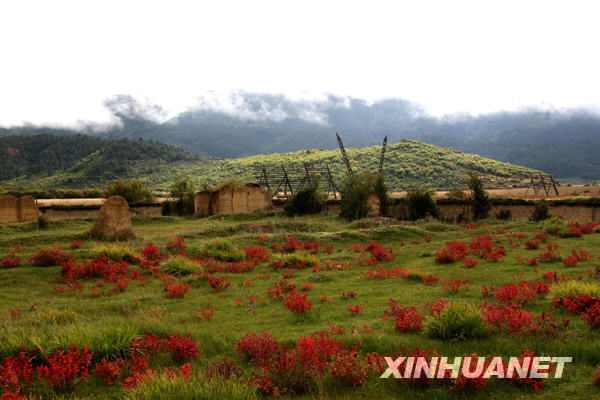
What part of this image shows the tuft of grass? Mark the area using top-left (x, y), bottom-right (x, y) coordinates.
top-left (548, 280), bottom-right (600, 299)
top-left (92, 242), bottom-right (138, 261)
top-left (198, 239), bottom-right (245, 261)
top-left (425, 303), bottom-right (489, 341)
top-left (36, 308), bottom-right (78, 326)
top-left (124, 374), bottom-right (259, 400)
top-left (280, 252), bottom-right (321, 268)
top-left (162, 256), bottom-right (202, 276)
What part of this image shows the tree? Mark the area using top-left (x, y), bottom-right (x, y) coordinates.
top-left (106, 179), bottom-right (154, 204)
top-left (406, 187), bottom-right (439, 220)
top-left (171, 175), bottom-right (195, 204)
top-left (169, 175), bottom-right (195, 215)
top-left (339, 172), bottom-right (387, 221)
top-left (466, 171), bottom-right (490, 220)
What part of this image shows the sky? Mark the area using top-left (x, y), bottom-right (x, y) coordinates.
top-left (1, 0), bottom-right (599, 127)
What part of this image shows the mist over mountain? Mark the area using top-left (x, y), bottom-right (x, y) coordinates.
top-left (2, 92), bottom-right (600, 179)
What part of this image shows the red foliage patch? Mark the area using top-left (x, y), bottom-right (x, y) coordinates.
top-left (29, 246), bottom-right (74, 267)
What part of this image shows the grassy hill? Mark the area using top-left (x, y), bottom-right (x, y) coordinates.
top-left (0, 135), bottom-right (198, 190)
top-left (1, 135), bottom-right (541, 192)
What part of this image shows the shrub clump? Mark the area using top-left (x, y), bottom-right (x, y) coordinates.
top-left (406, 187), bottom-right (439, 220)
top-left (29, 246), bottom-right (75, 267)
top-left (467, 172), bottom-right (490, 220)
top-left (425, 303), bottom-right (489, 341)
top-left (92, 243), bottom-right (138, 262)
top-left (106, 179), bottom-right (154, 204)
top-left (530, 200), bottom-right (550, 222)
top-left (162, 256), bottom-right (203, 276)
top-left (284, 184), bottom-right (325, 216)
top-left (339, 173), bottom-right (387, 221)
top-left (198, 239), bottom-right (245, 262)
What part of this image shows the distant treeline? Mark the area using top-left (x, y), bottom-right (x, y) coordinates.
top-left (0, 188), bottom-right (103, 198)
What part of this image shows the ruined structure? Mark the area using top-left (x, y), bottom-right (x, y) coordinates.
top-left (195, 183), bottom-right (273, 216)
top-left (89, 195), bottom-right (133, 240)
top-left (0, 195), bottom-right (19, 224)
top-left (0, 195), bottom-right (40, 224)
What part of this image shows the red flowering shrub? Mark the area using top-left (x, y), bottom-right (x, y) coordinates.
top-left (562, 255), bottom-right (578, 267)
top-left (164, 281), bottom-right (191, 298)
top-left (593, 365), bottom-right (600, 385)
top-left (284, 291), bottom-right (313, 314)
top-left (481, 303), bottom-right (565, 336)
top-left (538, 243), bottom-right (561, 262)
top-left (552, 293), bottom-right (600, 315)
top-left (70, 240), bottom-right (83, 249)
top-left (37, 345), bottom-right (93, 392)
top-left (139, 243), bottom-right (162, 262)
top-left (207, 358), bottom-right (243, 379)
top-left (496, 280), bottom-right (549, 305)
top-left (442, 278), bottom-right (468, 293)
top-left (365, 242), bottom-right (394, 261)
top-left (346, 304), bottom-right (362, 314)
top-left (505, 350), bottom-right (553, 392)
top-left (236, 332), bottom-right (280, 367)
top-left (435, 241), bottom-right (468, 263)
top-left (1, 255), bottom-right (21, 269)
top-left (449, 353), bottom-right (489, 391)
top-left (29, 246), bottom-right (74, 267)
top-left (341, 290), bottom-right (357, 300)
top-left (481, 284), bottom-right (499, 298)
top-left (384, 300), bottom-right (423, 332)
top-left (329, 350), bottom-right (368, 387)
top-left (243, 246), bottom-right (270, 263)
top-left (541, 271), bottom-right (563, 284)
top-left (582, 303), bottom-right (600, 330)
top-left (361, 266), bottom-right (406, 280)
top-left (163, 335), bottom-right (199, 361)
top-left (422, 274), bottom-right (441, 285)
top-left (533, 231), bottom-right (549, 242)
top-left (462, 257), bottom-right (478, 268)
top-left (199, 258), bottom-right (255, 274)
top-left (424, 299), bottom-right (447, 316)
top-left (347, 244), bottom-right (364, 252)
top-left (571, 249), bottom-right (593, 262)
top-left (93, 358), bottom-right (125, 386)
top-left (524, 240), bottom-right (540, 249)
top-left (0, 351), bottom-right (34, 395)
top-left (166, 236), bottom-right (187, 256)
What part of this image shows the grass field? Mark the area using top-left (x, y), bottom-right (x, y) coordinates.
top-left (1, 213), bottom-right (600, 399)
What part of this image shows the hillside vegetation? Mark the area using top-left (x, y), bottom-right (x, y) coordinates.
top-left (2, 94), bottom-right (600, 179)
top-left (1, 135), bottom-right (540, 191)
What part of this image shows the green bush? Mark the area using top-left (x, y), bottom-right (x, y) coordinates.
top-left (124, 374), bottom-right (259, 400)
top-left (161, 199), bottom-right (194, 216)
top-left (106, 179), bottom-right (154, 204)
top-left (406, 187), bottom-right (439, 220)
top-left (284, 184), bottom-right (325, 216)
top-left (495, 209), bottom-right (512, 220)
top-left (198, 239), bottom-right (245, 262)
top-left (37, 215), bottom-right (49, 229)
top-left (530, 200), bottom-right (550, 222)
top-left (542, 217), bottom-right (565, 234)
top-left (340, 172), bottom-right (387, 221)
top-left (426, 303), bottom-right (489, 341)
top-left (467, 171), bottom-right (491, 220)
top-left (169, 175), bottom-right (196, 216)
top-left (162, 256), bottom-right (203, 276)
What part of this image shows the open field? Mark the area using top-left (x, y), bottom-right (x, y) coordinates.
top-left (1, 214), bottom-right (600, 398)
